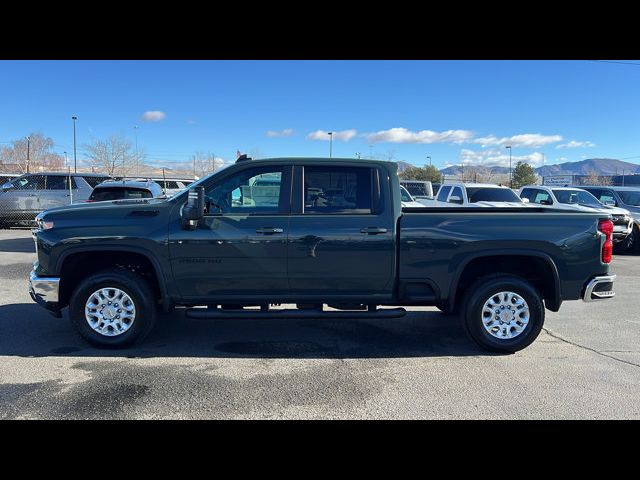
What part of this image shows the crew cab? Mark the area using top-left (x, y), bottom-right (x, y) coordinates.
top-left (29, 158), bottom-right (616, 353)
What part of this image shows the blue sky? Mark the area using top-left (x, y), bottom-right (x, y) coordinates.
top-left (1, 60), bottom-right (640, 169)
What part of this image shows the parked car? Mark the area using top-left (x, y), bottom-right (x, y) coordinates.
top-left (578, 186), bottom-right (640, 252)
top-left (154, 178), bottom-right (193, 197)
top-left (400, 180), bottom-right (433, 199)
top-left (435, 183), bottom-right (527, 207)
top-left (86, 179), bottom-right (165, 202)
top-left (519, 185), bottom-right (633, 249)
top-left (0, 172), bottom-right (110, 227)
top-left (400, 185), bottom-right (425, 208)
top-left (30, 158), bottom-right (615, 353)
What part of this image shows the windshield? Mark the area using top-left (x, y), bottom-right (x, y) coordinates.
top-left (618, 189), bottom-right (640, 206)
top-left (552, 189), bottom-right (601, 207)
top-left (466, 187), bottom-right (521, 203)
top-left (402, 183), bottom-right (429, 196)
top-left (400, 186), bottom-right (413, 202)
top-left (89, 187), bottom-right (153, 202)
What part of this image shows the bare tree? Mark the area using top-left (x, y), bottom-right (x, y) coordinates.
top-left (0, 132), bottom-right (63, 173)
top-left (85, 135), bottom-right (142, 177)
top-left (583, 170), bottom-right (613, 186)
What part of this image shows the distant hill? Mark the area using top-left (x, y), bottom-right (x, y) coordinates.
top-left (440, 165), bottom-right (510, 176)
top-left (534, 158), bottom-right (640, 176)
top-left (409, 158), bottom-right (640, 177)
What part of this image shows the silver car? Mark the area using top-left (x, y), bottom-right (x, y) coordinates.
top-left (0, 172), bottom-right (110, 227)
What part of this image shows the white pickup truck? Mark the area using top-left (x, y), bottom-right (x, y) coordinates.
top-left (519, 185), bottom-right (633, 249)
top-left (435, 183), bottom-right (527, 207)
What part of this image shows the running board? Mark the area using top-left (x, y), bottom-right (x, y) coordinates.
top-left (185, 306), bottom-right (407, 319)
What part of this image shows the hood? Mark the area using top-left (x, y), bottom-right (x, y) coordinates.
top-left (40, 197), bottom-right (171, 216)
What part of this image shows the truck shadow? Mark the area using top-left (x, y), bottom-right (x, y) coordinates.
top-left (0, 303), bottom-right (498, 358)
top-left (0, 236), bottom-right (35, 253)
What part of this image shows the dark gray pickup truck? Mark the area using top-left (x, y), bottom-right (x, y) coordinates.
top-left (29, 158), bottom-right (616, 352)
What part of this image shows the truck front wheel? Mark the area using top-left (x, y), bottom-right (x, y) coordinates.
top-left (69, 268), bottom-right (157, 348)
top-left (462, 275), bottom-right (544, 353)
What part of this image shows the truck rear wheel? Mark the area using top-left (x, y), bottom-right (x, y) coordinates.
top-left (69, 268), bottom-right (157, 348)
top-left (461, 275), bottom-right (544, 353)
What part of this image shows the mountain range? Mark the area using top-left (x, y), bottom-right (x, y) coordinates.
top-left (397, 158), bottom-right (640, 177)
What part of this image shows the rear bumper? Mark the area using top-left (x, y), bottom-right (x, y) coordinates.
top-left (29, 269), bottom-right (62, 316)
top-left (582, 275), bottom-right (616, 302)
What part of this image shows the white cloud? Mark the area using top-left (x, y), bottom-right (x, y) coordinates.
top-left (266, 128), bottom-right (294, 137)
top-left (556, 140), bottom-right (595, 149)
top-left (367, 127), bottom-right (474, 144)
top-left (473, 133), bottom-right (562, 148)
top-left (307, 129), bottom-right (357, 141)
top-left (456, 149), bottom-right (545, 168)
top-left (141, 111), bottom-right (167, 122)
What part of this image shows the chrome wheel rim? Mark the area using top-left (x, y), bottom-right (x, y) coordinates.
top-left (481, 291), bottom-right (529, 340)
top-left (85, 287), bottom-right (136, 337)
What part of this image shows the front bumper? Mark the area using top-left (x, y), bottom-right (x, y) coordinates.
top-left (582, 275), bottom-right (616, 302)
top-left (29, 268), bottom-right (62, 316)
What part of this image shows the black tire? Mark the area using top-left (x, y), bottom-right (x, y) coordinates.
top-left (69, 268), bottom-right (157, 348)
top-left (622, 224), bottom-right (639, 254)
top-left (461, 275), bottom-right (544, 353)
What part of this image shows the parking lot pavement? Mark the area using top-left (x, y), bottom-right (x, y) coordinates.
top-left (1, 228), bottom-right (639, 419)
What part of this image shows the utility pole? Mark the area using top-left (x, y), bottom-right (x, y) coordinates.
top-left (328, 132), bottom-right (334, 158)
top-left (26, 136), bottom-right (30, 173)
top-left (505, 145), bottom-right (513, 188)
top-left (72, 116), bottom-right (78, 173)
top-left (134, 125), bottom-right (139, 176)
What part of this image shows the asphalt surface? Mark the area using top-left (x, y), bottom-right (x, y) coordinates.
top-left (1, 229), bottom-right (638, 419)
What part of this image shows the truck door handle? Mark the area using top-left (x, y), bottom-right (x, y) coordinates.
top-left (360, 227), bottom-right (388, 235)
top-left (255, 227), bottom-right (284, 235)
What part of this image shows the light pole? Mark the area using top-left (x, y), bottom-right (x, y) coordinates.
top-left (72, 116), bottom-right (78, 173)
top-left (64, 151), bottom-right (68, 169)
top-left (427, 155), bottom-right (431, 167)
top-left (356, 152), bottom-right (361, 159)
top-left (134, 125), bottom-right (139, 176)
top-left (26, 136), bottom-right (30, 173)
top-left (328, 132), bottom-right (334, 158)
top-left (505, 145), bottom-right (512, 188)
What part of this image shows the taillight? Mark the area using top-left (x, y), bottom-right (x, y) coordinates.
top-left (598, 218), bottom-right (613, 263)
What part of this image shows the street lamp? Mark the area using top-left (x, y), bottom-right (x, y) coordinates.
top-left (356, 152), bottom-right (361, 159)
top-left (134, 125), bottom-right (139, 176)
top-left (328, 131), bottom-right (334, 158)
top-left (72, 116), bottom-right (78, 173)
top-left (505, 145), bottom-right (512, 188)
top-left (427, 155), bottom-right (432, 167)
top-left (25, 136), bottom-right (30, 173)
top-left (64, 151), bottom-right (68, 169)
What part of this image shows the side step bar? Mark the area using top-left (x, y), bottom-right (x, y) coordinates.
top-left (185, 306), bottom-right (407, 319)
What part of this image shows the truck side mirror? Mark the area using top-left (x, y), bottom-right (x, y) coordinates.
top-left (521, 197), bottom-right (530, 203)
top-left (1, 182), bottom-right (12, 191)
top-left (603, 199), bottom-right (616, 206)
top-left (449, 195), bottom-right (463, 204)
top-left (181, 186), bottom-right (205, 230)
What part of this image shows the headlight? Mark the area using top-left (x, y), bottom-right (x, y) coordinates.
top-left (35, 213), bottom-right (54, 230)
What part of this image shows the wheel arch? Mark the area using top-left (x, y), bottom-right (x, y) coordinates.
top-left (56, 247), bottom-right (170, 310)
top-left (448, 250), bottom-right (562, 312)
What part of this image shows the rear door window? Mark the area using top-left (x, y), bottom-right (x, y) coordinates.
top-left (303, 166), bottom-right (373, 214)
top-left (45, 175), bottom-right (76, 190)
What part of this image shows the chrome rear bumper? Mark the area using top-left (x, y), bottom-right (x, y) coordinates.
top-left (582, 275), bottom-right (616, 302)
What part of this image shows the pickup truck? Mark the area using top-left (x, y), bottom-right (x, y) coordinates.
top-left (435, 182), bottom-right (526, 207)
top-left (29, 158), bottom-right (616, 353)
